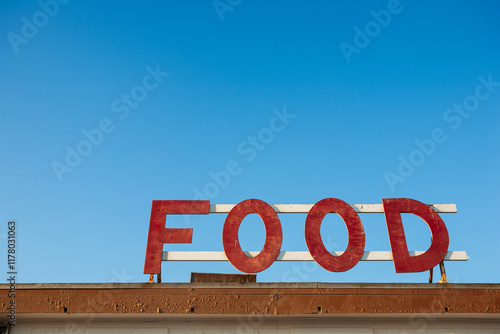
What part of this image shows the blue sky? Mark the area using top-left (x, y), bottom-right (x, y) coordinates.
top-left (1, 0), bottom-right (499, 284)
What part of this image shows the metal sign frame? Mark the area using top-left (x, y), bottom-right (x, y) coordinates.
top-left (144, 198), bottom-right (468, 283)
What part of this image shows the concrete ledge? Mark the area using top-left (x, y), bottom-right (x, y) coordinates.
top-left (1, 283), bottom-right (499, 316)
top-left (2, 282), bottom-right (500, 290)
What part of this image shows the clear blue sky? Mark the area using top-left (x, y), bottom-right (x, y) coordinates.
top-left (1, 0), bottom-right (499, 284)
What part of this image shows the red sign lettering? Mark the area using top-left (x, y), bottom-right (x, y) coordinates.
top-left (223, 199), bottom-right (283, 273)
top-left (143, 198), bottom-right (451, 276)
top-left (383, 198), bottom-right (449, 273)
top-left (144, 200), bottom-right (209, 274)
top-left (305, 198), bottom-right (365, 272)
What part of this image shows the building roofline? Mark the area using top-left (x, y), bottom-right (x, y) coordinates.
top-left (2, 282), bottom-right (500, 290)
top-left (3, 282), bottom-right (500, 316)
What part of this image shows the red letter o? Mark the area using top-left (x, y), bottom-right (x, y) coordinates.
top-left (305, 198), bottom-right (365, 272)
top-left (223, 199), bottom-right (283, 273)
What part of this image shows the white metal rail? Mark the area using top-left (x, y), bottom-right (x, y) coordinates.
top-left (162, 251), bottom-right (469, 261)
top-left (209, 203), bottom-right (457, 213)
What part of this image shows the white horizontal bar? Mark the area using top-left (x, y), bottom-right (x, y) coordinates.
top-left (209, 204), bottom-right (457, 213)
top-left (162, 251), bottom-right (468, 261)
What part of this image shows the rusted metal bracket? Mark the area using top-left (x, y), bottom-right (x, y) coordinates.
top-left (148, 273), bottom-right (161, 283)
top-left (438, 260), bottom-right (449, 283)
top-left (429, 260), bottom-right (449, 283)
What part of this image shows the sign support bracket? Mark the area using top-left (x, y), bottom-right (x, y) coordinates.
top-left (438, 260), bottom-right (449, 283)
